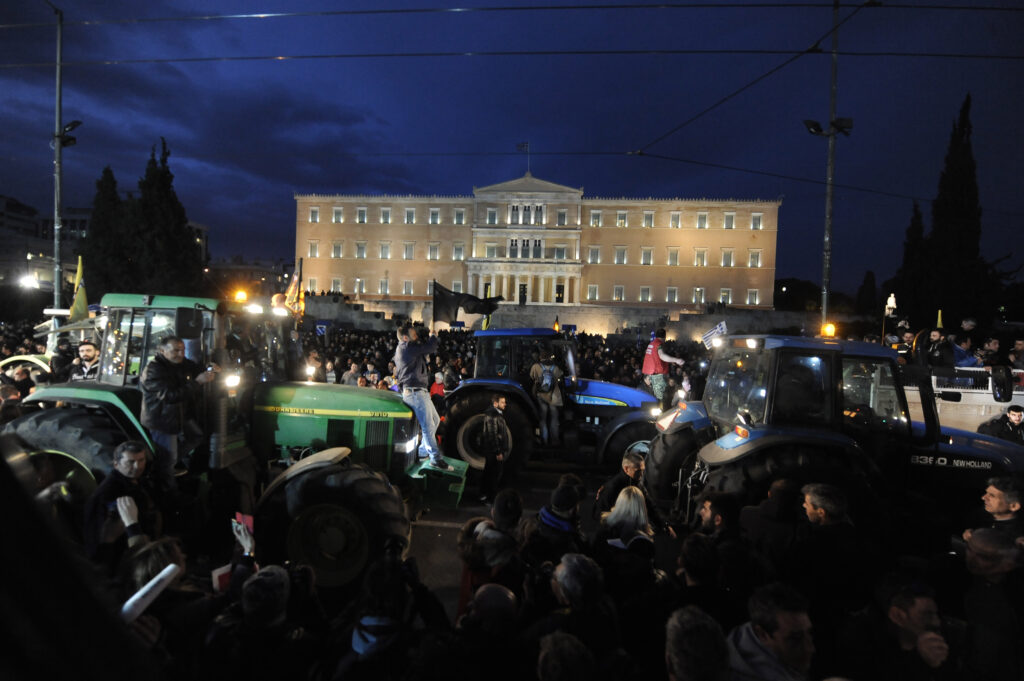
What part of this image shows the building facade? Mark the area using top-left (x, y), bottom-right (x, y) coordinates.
top-left (294, 173), bottom-right (779, 318)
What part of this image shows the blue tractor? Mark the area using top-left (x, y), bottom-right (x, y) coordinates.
top-left (442, 328), bottom-right (663, 470)
top-left (645, 335), bottom-right (1024, 535)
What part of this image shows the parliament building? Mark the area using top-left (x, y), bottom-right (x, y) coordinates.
top-left (294, 173), bottom-right (780, 322)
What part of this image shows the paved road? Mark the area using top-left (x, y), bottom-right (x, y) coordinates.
top-left (408, 462), bottom-right (685, 619)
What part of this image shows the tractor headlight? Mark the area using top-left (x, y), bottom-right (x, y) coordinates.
top-left (224, 373), bottom-right (241, 388)
top-left (649, 407), bottom-right (662, 417)
top-left (396, 436), bottom-right (419, 454)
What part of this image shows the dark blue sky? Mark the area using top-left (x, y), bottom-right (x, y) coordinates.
top-left (1, 1), bottom-right (1021, 295)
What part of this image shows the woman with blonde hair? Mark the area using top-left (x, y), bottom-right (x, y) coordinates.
top-left (599, 486), bottom-right (653, 541)
top-left (593, 485), bottom-right (658, 605)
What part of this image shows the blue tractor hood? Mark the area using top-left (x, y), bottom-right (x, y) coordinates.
top-left (572, 378), bottom-right (656, 409)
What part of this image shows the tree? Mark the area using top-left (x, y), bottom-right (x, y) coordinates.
top-left (78, 140), bottom-right (204, 298)
top-left (854, 270), bottom-right (877, 315)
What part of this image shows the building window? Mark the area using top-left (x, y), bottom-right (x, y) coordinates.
top-left (588, 284), bottom-right (599, 301)
top-left (452, 280), bottom-right (463, 293)
top-left (332, 207), bottom-right (342, 223)
top-left (720, 288), bottom-right (732, 304)
top-left (643, 211), bottom-right (654, 228)
top-left (510, 205), bottom-right (520, 225)
top-left (509, 239), bottom-right (518, 259)
top-left (379, 242), bottom-right (390, 260)
top-left (721, 249), bottom-right (734, 267)
top-left (331, 278), bottom-right (342, 293)
top-left (747, 289), bottom-right (759, 305)
top-left (533, 239), bottom-right (542, 258)
top-left (485, 243), bottom-right (497, 258)
top-left (614, 247), bottom-right (627, 265)
top-left (405, 208), bottom-right (415, 224)
top-left (666, 287), bottom-right (678, 303)
top-left (355, 242), bottom-right (367, 259)
top-left (639, 286), bottom-right (651, 302)
top-left (523, 205), bottom-right (531, 225)
top-left (454, 208), bottom-right (465, 225)
top-left (693, 287), bottom-right (705, 304)
top-left (403, 280), bottom-right (414, 295)
top-left (379, 279), bottom-right (389, 295)
top-left (309, 207), bottom-right (319, 223)
top-left (429, 208), bottom-right (440, 225)
top-left (670, 212), bottom-right (681, 229)
top-left (332, 242), bottom-right (342, 258)
top-left (308, 277), bottom-right (318, 292)
top-left (520, 237), bottom-right (530, 259)
top-left (696, 213), bottom-right (708, 229)
top-left (487, 208), bottom-right (497, 225)
top-left (381, 208), bottom-right (391, 224)
top-left (354, 278), bottom-right (365, 294)
top-left (554, 246), bottom-right (567, 260)
top-left (616, 211), bottom-right (627, 228)
top-left (694, 248), bottom-right (707, 267)
top-left (724, 212), bottom-right (735, 230)
top-left (667, 247), bottom-right (679, 266)
top-left (453, 242), bottom-right (465, 260)
top-left (428, 243), bottom-right (439, 260)
top-left (557, 209), bottom-right (567, 226)
top-left (613, 285), bottom-right (625, 302)
top-left (640, 247), bottom-right (653, 265)
top-left (590, 211), bottom-right (602, 227)
top-left (357, 207), bottom-right (367, 224)
top-left (308, 240), bottom-right (319, 258)
top-left (426, 281), bottom-right (434, 295)
top-left (588, 246), bottom-right (600, 264)
top-left (749, 250), bottom-right (761, 268)
top-left (403, 242), bottom-right (415, 260)
top-left (751, 213), bottom-right (763, 230)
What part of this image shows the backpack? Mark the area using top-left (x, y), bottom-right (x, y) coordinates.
top-left (539, 364), bottom-right (556, 393)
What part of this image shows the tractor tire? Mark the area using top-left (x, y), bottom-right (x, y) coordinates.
top-left (3, 407), bottom-right (126, 479)
top-left (254, 459), bottom-right (410, 592)
top-left (604, 422), bottom-right (657, 468)
top-left (446, 395), bottom-right (534, 472)
top-left (644, 427), bottom-right (701, 508)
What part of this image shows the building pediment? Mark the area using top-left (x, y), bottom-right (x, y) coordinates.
top-left (474, 172), bottom-right (582, 198)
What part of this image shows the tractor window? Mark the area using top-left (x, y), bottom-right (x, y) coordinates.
top-left (771, 353), bottom-right (832, 426)
top-left (475, 338), bottom-right (510, 378)
top-left (99, 309), bottom-right (146, 385)
top-left (705, 347), bottom-right (773, 425)
top-left (841, 357), bottom-right (909, 434)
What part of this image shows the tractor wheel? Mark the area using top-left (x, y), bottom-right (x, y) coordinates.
top-left (3, 407), bottom-right (126, 479)
top-left (644, 427), bottom-right (701, 508)
top-left (448, 396), bottom-right (534, 472)
top-left (254, 459), bottom-right (410, 592)
top-left (604, 422), bottom-right (657, 468)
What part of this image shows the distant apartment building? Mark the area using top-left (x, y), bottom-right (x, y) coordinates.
top-left (294, 173), bottom-right (779, 314)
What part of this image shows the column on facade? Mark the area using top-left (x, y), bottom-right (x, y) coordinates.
top-left (501, 273), bottom-right (509, 300)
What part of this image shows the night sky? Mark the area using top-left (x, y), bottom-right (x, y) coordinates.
top-left (1, 2), bottom-right (1021, 295)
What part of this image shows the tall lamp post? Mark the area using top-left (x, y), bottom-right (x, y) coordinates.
top-left (803, 0), bottom-right (852, 332)
top-left (46, 1), bottom-right (81, 328)
top-left (883, 293), bottom-right (896, 344)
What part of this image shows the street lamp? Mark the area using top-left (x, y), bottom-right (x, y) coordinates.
top-left (882, 293), bottom-right (897, 344)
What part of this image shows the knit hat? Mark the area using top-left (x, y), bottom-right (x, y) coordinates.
top-left (550, 485), bottom-right (579, 517)
top-left (491, 489), bottom-right (523, 530)
top-left (242, 565), bottom-right (290, 626)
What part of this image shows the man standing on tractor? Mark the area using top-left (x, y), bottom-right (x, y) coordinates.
top-left (530, 350), bottom-right (564, 448)
top-left (69, 339), bottom-right (100, 381)
top-left (140, 336), bottom-right (220, 492)
top-left (642, 328), bottom-right (685, 406)
top-left (394, 323), bottom-right (452, 471)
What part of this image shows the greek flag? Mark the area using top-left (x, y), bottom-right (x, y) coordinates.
top-left (701, 321), bottom-right (728, 349)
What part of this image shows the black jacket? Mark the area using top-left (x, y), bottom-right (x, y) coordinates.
top-left (140, 353), bottom-right (205, 434)
top-left (482, 405), bottom-right (511, 455)
top-left (977, 414), bottom-right (1024, 445)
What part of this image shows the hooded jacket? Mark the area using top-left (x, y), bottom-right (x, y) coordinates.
top-left (727, 622), bottom-right (808, 681)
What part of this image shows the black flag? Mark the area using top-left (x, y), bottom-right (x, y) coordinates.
top-left (432, 280), bottom-right (503, 323)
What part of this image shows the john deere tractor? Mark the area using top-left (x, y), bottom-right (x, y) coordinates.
top-left (4, 294), bottom-right (453, 591)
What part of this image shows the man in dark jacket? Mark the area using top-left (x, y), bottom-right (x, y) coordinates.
top-left (69, 339), bottom-right (100, 381)
top-left (978, 405), bottom-right (1024, 446)
top-left (478, 394), bottom-right (512, 503)
top-left (141, 336), bottom-right (218, 491)
top-left (595, 451), bottom-right (675, 537)
top-left (921, 328), bottom-right (954, 368)
top-left (394, 323), bottom-right (450, 470)
top-left (48, 336), bottom-right (76, 382)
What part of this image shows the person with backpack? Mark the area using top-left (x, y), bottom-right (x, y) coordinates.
top-left (530, 351), bottom-right (564, 448)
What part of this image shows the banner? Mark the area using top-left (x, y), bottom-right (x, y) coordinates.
top-left (432, 280), bottom-right (503, 324)
top-left (701, 321), bottom-right (728, 349)
top-left (68, 256), bottom-right (89, 323)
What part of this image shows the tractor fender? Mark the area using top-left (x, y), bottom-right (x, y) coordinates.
top-left (445, 379), bottom-right (539, 422)
top-left (594, 409), bottom-right (659, 464)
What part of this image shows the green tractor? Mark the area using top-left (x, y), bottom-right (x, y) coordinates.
top-left (5, 293), bottom-right (464, 590)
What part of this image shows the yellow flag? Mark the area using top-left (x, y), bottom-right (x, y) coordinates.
top-left (936, 309), bottom-right (943, 330)
top-left (68, 256), bottom-right (89, 322)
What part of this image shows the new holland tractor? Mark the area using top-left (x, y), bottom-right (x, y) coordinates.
top-left (3, 294), bottom-right (451, 591)
top-left (443, 327), bottom-right (664, 470)
top-left (644, 335), bottom-right (1024, 546)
